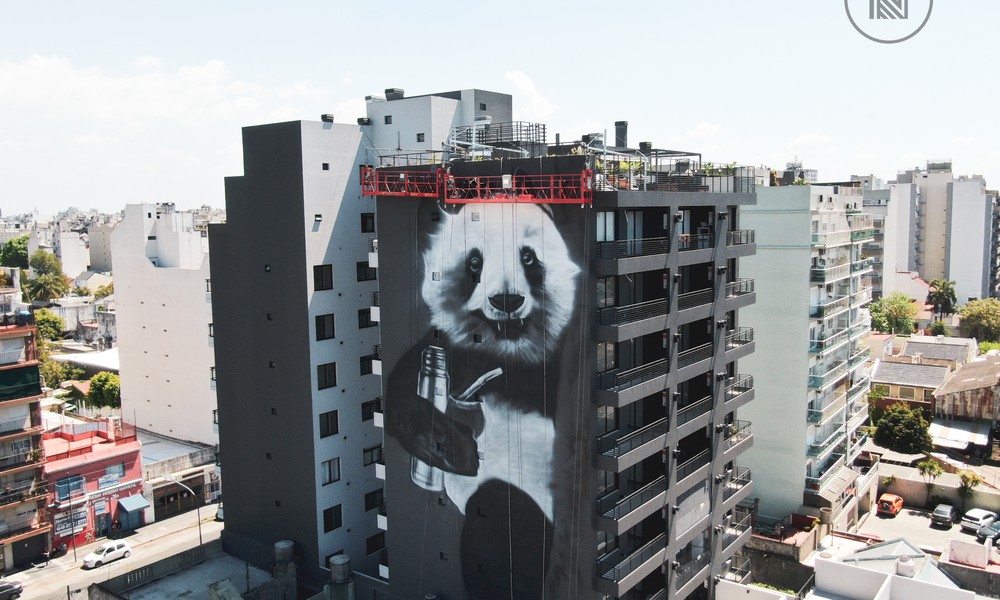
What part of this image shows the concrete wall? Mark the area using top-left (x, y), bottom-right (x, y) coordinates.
top-left (815, 558), bottom-right (887, 599)
top-left (939, 558), bottom-right (1000, 598)
top-left (880, 467), bottom-right (1000, 511)
top-left (716, 580), bottom-right (794, 600)
top-left (947, 177), bottom-right (990, 302)
top-left (743, 545), bottom-right (814, 593)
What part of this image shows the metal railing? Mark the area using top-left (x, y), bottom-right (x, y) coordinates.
top-left (0, 480), bottom-right (46, 507)
top-left (726, 279), bottom-right (754, 298)
top-left (678, 234), bottom-right (715, 252)
top-left (673, 553), bottom-right (711, 590)
top-left (805, 453), bottom-right (845, 491)
top-left (812, 230), bottom-right (852, 247)
top-left (676, 449), bottom-right (712, 483)
top-left (591, 156), bottom-right (756, 194)
top-left (724, 421), bottom-right (753, 452)
top-left (851, 258), bottom-right (874, 272)
top-left (808, 360), bottom-right (848, 389)
top-left (809, 296), bottom-right (850, 319)
top-left (598, 475), bottom-right (668, 521)
top-left (595, 237), bottom-right (668, 260)
top-left (726, 230), bottom-right (755, 246)
top-left (722, 555), bottom-right (752, 582)
top-left (810, 264), bottom-right (851, 283)
top-left (599, 532), bottom-right (667, 583)
top-left (808, 429), bottom-right (846, 458)
top-left (676, 395), bottom-right (712, 427)
top-left (725, 375), bottom-right (754, 404)
top-left (722, 467), bottom-right (751, 503)
top-left (0, 417), bottom-right (36, 436)
top-left (725, 327), bottom-right (754, 348)
top-left (372, 291), bottom-right (380, 307)
top-left (449, 121), bottom-right (547, 147)
top-left (597, 298), bottom-right (668, 327)
top-left (597, 357), bottom-right (669, 392)
top-left (677, 343), bottom-right (713, 369)
top-left (678, 288), bottom-right (713, 311)
top-left (0, 349), bottom-right (24, 366)
top-left (598, 418), bottom-right (669, 458)
top-left (809, 327), bottom-right (849, 354)
top-left (721, 512), bottom-right (752, 549)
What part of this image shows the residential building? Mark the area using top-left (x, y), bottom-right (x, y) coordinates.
top-left (213, 86), bottom-right (758, 598)
top-left (0, 313), bottom-right (47, 571)
top-left (112, 203), bottom-right (219, 446)
top-left (42, 416), bottom-right (146, 547)
top-left (87, 221), bottom-right (117, 273)
top-left (898, 336), bottom-right (976, 369)
top-left (869, 358), bottom-right (950, 413)
top-left (739, 182), bottom-right (875, 531)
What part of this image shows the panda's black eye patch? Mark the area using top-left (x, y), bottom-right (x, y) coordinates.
top-left (467, 249), bottom-right (483, 275)
top-left (520, 247), bottom-right (536, 266)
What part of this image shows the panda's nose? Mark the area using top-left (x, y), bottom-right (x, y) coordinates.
top-left (489, 294), bottom-right (524, 313)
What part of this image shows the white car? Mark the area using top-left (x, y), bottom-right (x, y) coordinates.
top-left (82, 541), bottom-right (131, 569)
top-left (960, 508), bottom-right (998, 532)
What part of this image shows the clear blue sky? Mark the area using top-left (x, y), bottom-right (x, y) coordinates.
top-left (0, 1), bottom-right (996, 215)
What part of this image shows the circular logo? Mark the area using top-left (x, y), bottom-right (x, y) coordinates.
top-left (845, 0), bottom-right (933, 44)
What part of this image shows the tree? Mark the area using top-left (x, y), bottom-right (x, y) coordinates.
top-left (917, 459), bottom-right (944, 507)
top-left (38, 354), bottom-right (83, 388)
top-left (28, 249), bottom-right (62, 276)
top-left (927, 279), bottom-right (958, 320)
top-left (33, 308), bottom-right (64, 342)
top-left (958, 470), bottom-right (986, 512)
top-left (88, 371), bottom-right (121, 408)
top-left (0, 236), bottom-right (28, 269)
top-left (930, 321), bottom-right (948, 336)
top-left (873, 402), bottom-right (931, 454)
top-left (959, 299), bottom-right (1000, 342)
top-left (869, 292), bottom-right (918, 334)
top-left (94, 282), bottom-right (114, 300)
top-left (980, 341), bottom-right (1000, 355)
top-left (24, 273), bottom-right (68, 302)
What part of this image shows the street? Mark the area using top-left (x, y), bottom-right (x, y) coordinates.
top-left (13, 510), bottom-right (222, 600)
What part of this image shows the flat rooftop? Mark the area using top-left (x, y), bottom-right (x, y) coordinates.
top-left (127, 552), bottom-right (272, 600)
top-left (138, 428), bottom-right (212, 465)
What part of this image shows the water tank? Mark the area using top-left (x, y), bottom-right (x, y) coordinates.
top-left (895, 555), bottom-right (916, 578)
top-left (329, 554), bottom-right (350, 583)
top-left (274, 540), bottom-right (294, 563)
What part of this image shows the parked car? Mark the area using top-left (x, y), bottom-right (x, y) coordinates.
top-left (82, 541), bottom-right (131, 569)
top-left (0, 579), bottom-right (21, 600)
top-left (977, 521), bottom-right (1000, 545)
top-left (961, 508), bottom-right (999, 533)
top-left (876, 493), bottom-right (904, 516)
top-left (930, 504), bottom-right (958, 526)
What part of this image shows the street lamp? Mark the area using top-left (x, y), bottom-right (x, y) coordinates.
top-left (162, 475), bottom-right (202, 546)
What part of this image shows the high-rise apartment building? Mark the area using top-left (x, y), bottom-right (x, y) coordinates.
top-left (740, 183), bottom-right (877, 530)
top-left (212, 88), bottom-right (759, 598)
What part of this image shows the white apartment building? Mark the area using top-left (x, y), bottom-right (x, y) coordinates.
top-left (739, 183), bottom-right (876, 529)
top-left (112, 203), bottom-right (218, 446)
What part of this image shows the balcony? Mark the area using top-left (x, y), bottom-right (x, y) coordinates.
top-left (812, 230), bottom-right (852, 248)
top-left (807, 427), bottom-right (846, 458)
top-left (676, 449), bottom-right (712, 485)
top-left (851, 258), bottom-right (874, 273)
top-left (851, 229), bottom-right (875, 242)
top-left (809, 328), bottom-right (850, 355)
top-left (0, 449), bottom-right (44, 472)
top-left (677, 287), bottom-right (714, 313)
top-left (596, 358), bottom-right (669, 400)
top-left (0, 371), bottom-right (42, 403)
top-left (725, 328), bottom-right (754, 361)
top-left (722, 467), bottom-right (752, 505)
top-left (597, 298), bottom-right (669, 328)
top-left (851, 287), bottom-right (872, 306)
top-left (368, 238), bottom-right (379, 268)
top-left (726, 278), bottom-right (755, 299)
top-left (595, 237), bottom-right (668, 260)
top-left (850, 319), bottom-right (872, 340)
top-left (720, 512), bottom-right (752, 552)
top-left (847, 376), bottom-right (870, 403)
top-left (807, 392), bottom-right (847, 425)
top-left (673, 553), bottom-right (711, 593)
top-left (677, 234), bottom-right (715, 252)
top-left (808, 360), bottom-right (848, 390)
top-left (597, 417), bottom-right (669, 470)
top-left (849, 346), bottom-right (871, 370)
top-left (676, 395), bottom-right (712, 428)
top-left (810, 263), bottom-right (851, 284)
top-left (720, 555), bottom-right (752, 584)
top-left (809, 295), bottom-right (850, 319)
top-left (0, 415), bottom-right (42, 441)
top-left (723, 421), bottom-right (753, 457)
top-left (598, 532), bottom-right (668, 593)
top-left (805, 453), bottom-right (845, 491)
top-left (597, 475), bottom-right (667, 534)
top-left (0, 480), bottom-right (47, 510)
top-left (726, 229), bottom-right (755, 246)
top-left (846, 400), bottom-right (869, 432)
top-left (677, 343), bottom-right (713, 371)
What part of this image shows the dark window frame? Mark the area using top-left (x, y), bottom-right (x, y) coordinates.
top-left (314, 264), bottom-right (334, 291)
top-left (317, 362), bottom-right (337, 390)
top-left (316, 313), bottom-right (336, 341)
top-left (319, 410), bottom-right (339, 438)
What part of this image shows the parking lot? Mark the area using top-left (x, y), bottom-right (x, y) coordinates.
top-left (857, 506), bottom-right (984, 553)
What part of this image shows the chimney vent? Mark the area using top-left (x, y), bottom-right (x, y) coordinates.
top-left (385, 88), bottom-right (405, 101)
top-left (615, 121), bottom-right (628, 148)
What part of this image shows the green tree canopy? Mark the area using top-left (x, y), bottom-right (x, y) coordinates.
top-left (94, 282), bottom-right (114, 300)
top-left (873, 402), bottom-right (931, 454)
top-left (959, 298), bottom-right (1000, 342)
top-left (928, 279), bottom-right (958, 318)
top-left (869, 292), bottom-right (918, 335)
top-left (0, 236), bottom-right (28, 270)
top-left (917, 459), bottom-right (944, 507)
top-left (930, 321), bottom-right (948, 336)
top-left (33, 308), bottom-right (64, 341)
top-left (958, 470), bottom-right (985, 511)
top-left (24, 273), bottom-right (69, 302)
top-left (28, 249), bottom-right (62, 276)
top-left (88, 371), bottom-right (121, 408)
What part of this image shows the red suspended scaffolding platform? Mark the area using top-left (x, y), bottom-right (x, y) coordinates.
top-left (361, 167), bottom-right (592, 204)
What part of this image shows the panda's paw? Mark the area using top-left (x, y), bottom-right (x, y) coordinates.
top-left (386, 394), bottom-right (480, 476)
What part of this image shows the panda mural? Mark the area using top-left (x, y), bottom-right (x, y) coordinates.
top-left (384, 199), bottom-right (590, 600)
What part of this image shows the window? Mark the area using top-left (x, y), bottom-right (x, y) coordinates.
top-left (416, 133), bottom-right (425, 143)
top-left (55, 475), bottom-right (86, 501)
top-left (205, 279), bottom-right (212, 293)
top-left (323, 505), bottom-right (343, 532)
top-left (597, 276), bottom-right (616, 308)
top-left (923, 389), bottom-right (934, 400)
top-left (360, 355), bottom-right (373, 376)
top-left (314, 264), bottom-right (334, 291)
top-left (479, 102), bottom-right (486, 110)
top-left (367, 532), bottom-right (386, 555)
top-left (363, 444), bottom-right (383, 466)
top-left (356, 261), bottom-right (377, 282)
top-left (873, 384), bottom-right (890, 395)
top-left (596, 211), bottom-right (615, 242)
top-left (321, 458), bottom-right (341, 485)
top-left (208, 323), bottom-right (214, 337)
top-left (597, 341), bottom-right (616, 373)
top-left (105, 463), bottom-right (125, 479)
top-left (358, 309), bottom-right (376, 329)
top-left (361, 213), bottom-right (375, 233)
top-left (362, 398), bottom-right (382, 421)
top-left (210, 366), bottom-right (216, 381)
top-left (384, 115), bottom-right (392, 125)
top-left (319, 410), bottom-right (339, 438)
top-left (322, 162), bottom-right (329, 171)
top-left (316, 314), bottom-right (335, 341)
top-left (364, 488), bottom-right (384, 512)
top-left (317, 362), bottom-right (337, 390)
top-left (899, 386), bottom-right (915, 399)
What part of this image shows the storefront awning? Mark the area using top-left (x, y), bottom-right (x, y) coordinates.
top-left (117, 494), bottom-right (150, 513)
top-left (929, 419), bottom-right (990, 450)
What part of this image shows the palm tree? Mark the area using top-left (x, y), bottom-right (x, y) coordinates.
top-left (25, 273), bottom-right (68, 302)
top-left (917, 459), bottom-right (944, 507)
top-left (928, 279), bottom-right (957, 321)
top-left (958, 470), bottom-right (985, 512)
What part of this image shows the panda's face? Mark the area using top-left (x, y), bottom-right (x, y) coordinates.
top-left (422, 203), bottom-right (580, 362)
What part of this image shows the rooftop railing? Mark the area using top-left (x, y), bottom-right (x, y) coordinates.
top-left (592, 156), bottom-right (756, 194)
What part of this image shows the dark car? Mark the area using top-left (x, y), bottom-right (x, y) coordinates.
top-left (978, 521), bottom-right (1000, 545)
top-left (930, 504), bottom-right (958, 526)
top-left (0, 579), bottom-right (22, 600)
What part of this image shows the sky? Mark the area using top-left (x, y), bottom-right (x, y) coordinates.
top-left (0, 1), bottom-right (997, 216)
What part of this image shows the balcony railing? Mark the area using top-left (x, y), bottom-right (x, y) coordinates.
top-left (851, 229), bottom-right (875, 241)
top-left (676, 395), bottom-right (712, 427)
top-left (598, 475), bottom-right (667, 521)
top-left (598, 532), bottom-right (667, 583)
top-left (725, 375), bottom-right (754, 404)
top-left (805, 453), bottom-right (846, 491)
top-left (812, 230), bottom-right (852, 247)
top-left (849, 346), bottom-right (871, 369)
top-left (673, 553), bottom-right (711, 591)
top-left (0, 450), bottom-right (42, 470)
top-left (597, 358), bottom-right (669, 392)
top-left (852, 288), bottom-right (872, 306)
top-left (847, 376), bottom-right (870, 402)
top-left (722, 556), bottom-right (752, 583)
top-left (598, 418), bottom-right (669, 458)
top-left (725, 327), bottom-right (754, 349)
top-left (808, 360), bottom-right (848, 389)
top-left (850, 319), bottom-right (872, 339)
top-left (724, 421), bottom-right (753, 453)
top-left (592, 157), bottom-right (756, 194)
top-left (0, 381), bottom-right (42, 403)
top-left (595, 237), bottom-right (668, 260)
top-left (0, 480), bottom-right (47, 508)
top-left (721, 512), bottom-right (752, 549)
top-left (809, 328), bottom-right (849, 354)
top-left (677, 288), bottom-right (713, 311)
top-left (677, 449), bottom-right (712, 483)
top-left (597, 298), bottom-right (668, 327)
top-left (809, 296), bottom-right (850, 319)
top-left (808, 428), bottom-right (846, 458)
top-left (678, 234), bottom-right (715, 252)
top-left (851, 258), bottom-right (874, 273)
top-left (0, 417), bottom-right (40, 437)
top-left (726, 278), bottom-right (754, 298)
top-left (726, 230), bottom-right (755, 246)
top-left (810, 264), bottom-right (851, 283)
top-left (807, 391), bottom-right (846, 425)
top-left (372, 291), bottom-right (380, 307)
top-left (0, 349), bottom-right (25, 366)
top-left (677, 343), bottom-right (713, 369)
top-left (722, 467), bottom-right (751, 503)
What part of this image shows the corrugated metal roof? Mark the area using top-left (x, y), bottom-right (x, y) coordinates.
top-left (935, 356), bottom-right (1000, 396)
